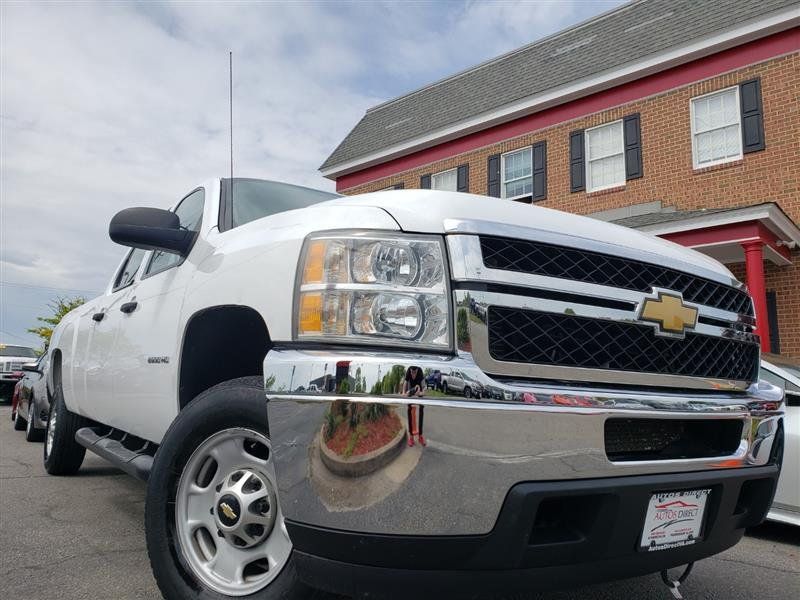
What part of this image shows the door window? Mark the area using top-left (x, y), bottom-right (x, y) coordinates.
top-left (113, 248), bottom-right (146, 291)
top-left (145, 188), bottom-right (205, 276)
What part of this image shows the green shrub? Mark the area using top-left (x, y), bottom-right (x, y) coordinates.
top-left (343, 424), bottom-right (368, 458)
top-left (457, 308), bottom-right (469, 345)
top-left (323, 410), bottom-right (339, 441)
top-left (364, 402), bottom-right (388, 423)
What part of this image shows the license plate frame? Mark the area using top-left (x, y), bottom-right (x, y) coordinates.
top-left (640, 488), bottom-right (711, 552)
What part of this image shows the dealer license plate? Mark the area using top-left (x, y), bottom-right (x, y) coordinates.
top-left (640, 489), bottom-right (711, 552)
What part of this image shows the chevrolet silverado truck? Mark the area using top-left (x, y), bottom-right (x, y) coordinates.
top-left (43, 178), bottom-right (784, 599)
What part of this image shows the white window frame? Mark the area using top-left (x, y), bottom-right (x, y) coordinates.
top-left (584, 119), bottom-right (625, 193)
top-left (690, 85), bottom-right (742, 170)
top-left (500, 146), bottom-right (533, 201)
top-left (430, 168), bottom-right (458, 191)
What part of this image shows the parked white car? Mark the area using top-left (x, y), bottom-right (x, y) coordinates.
top-left (43, 179), bottom-right (784, 600)
top-left (761, 354), bottom-right (800, 527)
top-left (440, 369), bottom-right (483, 398)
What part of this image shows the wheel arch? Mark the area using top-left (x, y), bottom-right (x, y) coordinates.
top-left (178, 305), bottom-right (271, 410)
top-left (48, 348), bottom-right (63, 399)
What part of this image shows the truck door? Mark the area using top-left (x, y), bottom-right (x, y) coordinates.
top-left (75, 248), bottom-right (145, 420)
top-left (105, 188), bottom-right (206, 442)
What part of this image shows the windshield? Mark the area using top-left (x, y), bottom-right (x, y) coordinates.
top-left (0, 345), bottom-right (37, 358)
top-left (222, 178), bottom-right (339, 229)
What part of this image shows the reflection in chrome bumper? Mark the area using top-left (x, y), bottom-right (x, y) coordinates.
top-left (264, 348), bottom-right (782, 536)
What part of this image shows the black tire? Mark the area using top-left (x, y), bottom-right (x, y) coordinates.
top-left (13, 403), bottom-right (26, 430)
top-left (464, 387), bottom-right (472, 398)
top-left (442, 382), bottom-right (448, 395)
top-left (43, 385), bottom-right (86, 475)
top-left (145, 376), bottom-right (314, 600)
top-left (25, 398), bottom-right (45, 442)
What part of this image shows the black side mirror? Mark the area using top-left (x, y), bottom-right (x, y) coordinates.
top-left (109, 207), bottom-right (194, 256)
top-left (21, 363), bottom-right (40, 373)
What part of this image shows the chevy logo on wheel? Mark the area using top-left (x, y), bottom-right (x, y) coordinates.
top-left (220, 502), bottom-right (237, 521)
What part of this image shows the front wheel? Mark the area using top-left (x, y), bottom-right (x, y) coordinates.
top-left (146, 376), bottom-right (312, 600)
top-left (43, 386), bottom-right (86, 475)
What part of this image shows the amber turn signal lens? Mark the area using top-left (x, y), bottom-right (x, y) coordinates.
top-left (302, 240), bottom-right (326, 284)
top-left (298, 292), bottom-right (322, 333)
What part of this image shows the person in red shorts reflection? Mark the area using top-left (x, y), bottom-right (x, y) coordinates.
top-left (403, 365), bottom-right (426, 447)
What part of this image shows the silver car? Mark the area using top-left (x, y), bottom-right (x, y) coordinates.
top-left (761, 354), bottom-right (800, 527)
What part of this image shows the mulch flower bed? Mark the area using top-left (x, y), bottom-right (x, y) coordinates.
top-left (325, 412), bottom-right (402, 458)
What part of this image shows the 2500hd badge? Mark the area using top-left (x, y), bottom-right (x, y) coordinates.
top-left (42, 179), bottom-right (784, 599)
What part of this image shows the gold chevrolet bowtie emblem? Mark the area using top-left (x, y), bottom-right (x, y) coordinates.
top-left (220, 502), bottom-right (237, 520)
top-left (639, 290), bottom-right (698, 337)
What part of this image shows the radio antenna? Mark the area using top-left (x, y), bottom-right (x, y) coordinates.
top-left (229, 51), bottom-right (234, 205)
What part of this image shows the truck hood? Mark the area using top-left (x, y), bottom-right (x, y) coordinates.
top-left (325, 190), bottom-right (735, 281)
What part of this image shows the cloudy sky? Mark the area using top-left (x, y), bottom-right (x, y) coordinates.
top-left (1, 0), bottom-right (624, 349)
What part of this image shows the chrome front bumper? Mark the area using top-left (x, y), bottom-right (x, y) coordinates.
top-left (264, 348), bottom-right (782, 536)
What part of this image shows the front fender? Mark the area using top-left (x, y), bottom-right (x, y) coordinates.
top-left (181, 204), bottom-right (400, 343)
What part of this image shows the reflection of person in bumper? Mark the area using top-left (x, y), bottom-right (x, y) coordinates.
top-left (403, 365), bottom-right (426, 447)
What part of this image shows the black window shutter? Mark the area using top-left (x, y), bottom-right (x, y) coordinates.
top-left (766, 290), bottom-right (781, 354)
top-left (457, 164), bottom-right (469, 192)
top-left (740, 78), bottom-right (765, 153)
top-left (569, 130), bottom-right (585, 192)
top-left (420, 174), bottom-right (431, 189)
top-left (394, 182), bottom-right (405, 190)
top-left (623, 113), bottom-right (643, 180)
top-left (487, 154), bottom-right (501, 197)
top-left (531, 141), bottom-right (547, 201)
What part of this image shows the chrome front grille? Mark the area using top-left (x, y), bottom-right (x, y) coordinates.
top-left (480, 236), bottom-right (753, 316)
top-left (488, 306), bottom-right (759, 382)
top-left (447, 226), bottom-right (759, 391)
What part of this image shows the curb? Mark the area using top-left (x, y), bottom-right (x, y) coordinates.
top-left (319, 423), bottom-right (406, 478)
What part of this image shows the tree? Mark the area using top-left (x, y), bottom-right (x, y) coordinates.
top-left (28, 296), bottom-right (86, 347)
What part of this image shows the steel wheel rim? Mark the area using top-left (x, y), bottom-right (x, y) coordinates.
top-left (46, 403), bottom-right (57, 456)
top-left (175, 428), bottom-right (291, 596)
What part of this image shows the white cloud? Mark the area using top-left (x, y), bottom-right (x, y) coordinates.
top-left (0, 0), bottom-right (623, 347)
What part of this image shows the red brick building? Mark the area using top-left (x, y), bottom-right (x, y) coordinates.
top-left (322, 0), bottom-right (800, 358)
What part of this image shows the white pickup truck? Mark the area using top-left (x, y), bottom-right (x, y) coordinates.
top-left (45, 178), bottom-right (784, 600)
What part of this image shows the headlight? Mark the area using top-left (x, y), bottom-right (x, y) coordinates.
top-left (295, 232), bottom-right (450, 349)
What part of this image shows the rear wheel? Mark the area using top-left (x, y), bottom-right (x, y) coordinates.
top-left (25, 399), bottom-right (45, 442)
top-left (43, 386), bottom-right (86, 475)
top-left (146, 376), bottom-right (312, 600)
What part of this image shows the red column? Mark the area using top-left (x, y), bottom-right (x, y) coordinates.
top-left (741, 240), bottom-right (771, 352)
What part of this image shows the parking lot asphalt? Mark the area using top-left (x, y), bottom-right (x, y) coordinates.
top-left (1, 404), bottom-right (798, 600)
